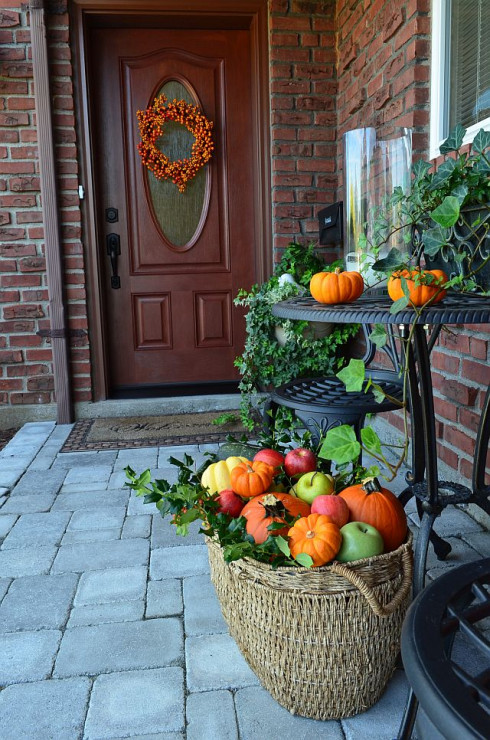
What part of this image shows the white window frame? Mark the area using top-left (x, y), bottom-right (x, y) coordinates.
top-left (430, 0), bottom-right (490, 159)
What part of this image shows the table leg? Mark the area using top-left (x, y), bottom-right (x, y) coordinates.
top-left (472, 383), bottom-right (490, 513)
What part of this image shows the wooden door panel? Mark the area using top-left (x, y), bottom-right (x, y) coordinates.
top-left (88, 26), bottom-right (256, 391)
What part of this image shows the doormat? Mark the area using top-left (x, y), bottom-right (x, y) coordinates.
top-left (61, 411), bottom-right (250, 452)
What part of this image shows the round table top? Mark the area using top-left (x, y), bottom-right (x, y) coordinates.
top-left (271, 293), bottom-right (490, 326)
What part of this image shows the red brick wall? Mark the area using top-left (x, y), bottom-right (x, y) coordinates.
top-left (270, 0), bottom-right (338, 257)
top-left (0, 0), bottom-right (488, 484)
top-left (0, 2), bottom-right (91, 410)
top-left (334, 0), bottom-right (489, 482)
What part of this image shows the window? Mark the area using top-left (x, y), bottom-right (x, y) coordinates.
top-left (430, 0), bottom-right (490, 158)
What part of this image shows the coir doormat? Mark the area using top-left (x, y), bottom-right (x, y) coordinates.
top-left (61, 411), bottom-right (249, 452)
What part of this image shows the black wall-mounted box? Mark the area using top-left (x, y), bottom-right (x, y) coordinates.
top-left (318, 201), bottom-right (343, 245)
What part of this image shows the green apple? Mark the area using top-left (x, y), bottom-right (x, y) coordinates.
top-left (336, 521), bottom-right (384, 562)
top-left (295, 471), bottom-right (335, 505)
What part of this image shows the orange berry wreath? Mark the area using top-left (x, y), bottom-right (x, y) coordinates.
top-left (136, 95), bottom-right (214, 193)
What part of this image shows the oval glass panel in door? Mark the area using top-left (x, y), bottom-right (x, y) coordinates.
top-left (146, 79), bottom-right (209, 250)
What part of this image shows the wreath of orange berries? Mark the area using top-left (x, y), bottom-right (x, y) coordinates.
top-left (137, 95), bottom-right (214, 193)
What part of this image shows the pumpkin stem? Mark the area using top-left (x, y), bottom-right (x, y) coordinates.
top-left (361, 476), bottom-right (383, 494)
top-left (306, 530), bottom-right (316, 539)
top-left (260, 494), bottom-right (286, 518)
top-left (334, 267), bottom-right (342, 275)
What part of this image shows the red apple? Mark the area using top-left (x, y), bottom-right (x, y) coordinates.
top-left (284, 447), bottom-right (317, 479)
top-left (217, 489), bottom-right (245, 518)
top-left (253, 448), bottom-right (285, 471)
top-left (311, 494), bottom-right (350, 528)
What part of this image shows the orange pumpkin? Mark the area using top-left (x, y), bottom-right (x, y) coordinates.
top-left (338, 477), bottom-right (407, 552)
top-left (241, 492), bottom-right (310, 544)
top-left (310, 268), bottom-right (364, 304)
top-left (288, 513), bottom-right (342, 566)
top-left (387, 268), bottom-right (447, 307)
top-left (230, 460), bottom-right (274, 499)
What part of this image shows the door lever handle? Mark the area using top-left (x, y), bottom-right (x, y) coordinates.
top-left (106, 233), bottom-right (121, 289)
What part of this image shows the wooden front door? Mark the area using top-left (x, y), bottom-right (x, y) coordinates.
top-left (86, 24), bottom-right (262, 395)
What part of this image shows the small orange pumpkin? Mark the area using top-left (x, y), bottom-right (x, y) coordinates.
top-left (387, 268), bottom-right (447, 307)
top-left (338, 477), bottom-right (407, 552)
top-left (310, 268), bottom-right (364, 304)
top-left (241, 492), bottom-right (310, 544)
top-left (288, 513), bottom-right (342, 566)
top-left (230, 460), bottom-right (274, 499)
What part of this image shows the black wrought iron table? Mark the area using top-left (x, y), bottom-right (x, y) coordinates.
top-left (272, 293), bottom-right (490, 594)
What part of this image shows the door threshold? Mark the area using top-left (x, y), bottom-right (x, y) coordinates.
top-left (75, 393), bottom-right (248, 420)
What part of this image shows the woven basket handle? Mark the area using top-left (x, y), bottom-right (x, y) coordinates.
top-left (329, 548), bottom-right (413, 618)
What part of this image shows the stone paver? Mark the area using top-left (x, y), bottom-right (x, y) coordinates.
top-left (0, 422), bottom-right (488, 739)
top-left (52, 489), bottom-right (129, 511)
top-left (54, 618), bottom-right (183, 676)
top-left (2, 511), bottom-right (70, 549)
top-left (0, 545), bottom-right (57, 578)
top-left (185, 633), bottom-right (260, 692)
top-left (0, 677), bottom-right (90, 740)
top-left (146, 579), bottom-right (183, 618)
top-left (0, 573), bottom-right (78, 630)
top-left (341, 670), bottom-right (410, 740)
top-left (150, 544), bottom-right (209, 579)
top-left (0, 513), bottom-right (17, 540)
top-left (183, 574), bottom-right (227, 636)
top-left (0, 577), bottom-right (12, 602)
top-left (52, 538), bottom-right (149, 573)
top-left (186, 690), bottom-right (238, 740)
top-left (0, 493), bottom-right (56, 514)
top-left (74, 566), bottom-right (147, 605)
top-left (9, 469), bottom-right (66, 497)
top-left (235, 685), bottom-right (344, 739)
top-left (67, 506), bottom-right (126, 531)
top-left (68, 600), bottom-right (145, 627)
top-left (0, 630), bottom-right (62, 684)
top-left (84, 668), bottom-right (185, 738)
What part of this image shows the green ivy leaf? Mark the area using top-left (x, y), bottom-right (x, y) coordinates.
top-left (369, 324), bottom-right (388, 348)
top-left (361, 426), bottom-right (383, 455)
top-left (371, 247), bottom-right (405, 273)
top-left (371, 382), bottom-right (387, 404)
top-left (439, 124), bottom-right (465, 153)
top-left (429, 158), bottom-right (456, 190)
top-left (422, 226), bottom-right (451, 257)
top-left (451, 183), bottom-right (469, 205)
top-left (295, 552), bottom-right (314, 568)
top-left (336, 358), bottom-right (365, 392)
top-left (319, 425), bottom-right (361, 465)
top-left (389, 295), bottom-right (410, 314)
top-left (431, 196), bottom-right (460, 228)
top-left (275, 535), bottom-right (291, 557)
top-left (472, 129), bottom-right (490, 154)
top-left (412, 159), bottom-right (432, 181)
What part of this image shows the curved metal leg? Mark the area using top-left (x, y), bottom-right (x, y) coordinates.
top-left (413, 510), bottom-right (438, 595)
top-left (415, 498), bottom-right (452, 561)
top-left (397, 688), bottom-right (419, 740)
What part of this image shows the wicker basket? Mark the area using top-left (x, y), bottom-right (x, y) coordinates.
top-left (207, 533), bottom-right (413, 720)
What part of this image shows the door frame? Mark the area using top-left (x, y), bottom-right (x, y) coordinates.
top-left (71, 0), bottom-right (272, 401)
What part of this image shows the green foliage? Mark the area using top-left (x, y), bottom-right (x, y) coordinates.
top-left (234, 242), bottom-right (359, 429)
top-left (124, 454), bottom-right (312, 568)
top-left (369, 125), bottom-right (490, 291)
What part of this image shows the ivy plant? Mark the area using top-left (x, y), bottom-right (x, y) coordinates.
top-left (366, 125), bottom-right (490, 294)
top-left (233, 242), bottom-right (359, 430)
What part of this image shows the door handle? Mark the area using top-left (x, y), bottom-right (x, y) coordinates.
top-left (106, 233), bottom-right (121, 289)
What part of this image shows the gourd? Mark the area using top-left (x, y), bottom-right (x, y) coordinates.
top-left (201, 456), bottom-right (248, 494)
top-left (310, 268), bottom-right (364, 304)
top-left (241, 492), bottom-right (311, 544)
top-left (230, 460), bottom-right (274, 498)
top-left (387, 268), bottom-right (447, 306)
top-left (288, 513), bottom-right (342, 566)
top-left (338, 477), bottom-right (407, 552)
